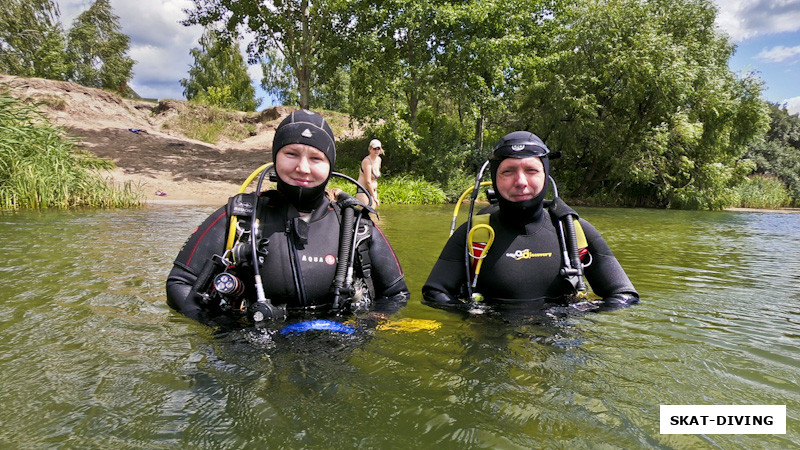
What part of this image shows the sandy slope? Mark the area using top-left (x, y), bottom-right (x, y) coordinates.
top-left (1, 74), bottom-right (303, 205)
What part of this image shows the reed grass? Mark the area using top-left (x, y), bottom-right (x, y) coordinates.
top-left (732, 175), bottom-right (791, 209)
top-left (0, 93), bottom-right (143, 208)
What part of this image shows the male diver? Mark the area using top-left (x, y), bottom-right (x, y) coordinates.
top-left (423, 131), bottom-right (638, 309)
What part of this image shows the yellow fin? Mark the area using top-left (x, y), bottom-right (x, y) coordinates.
top-left (376, 318), bottom-right (442, 332)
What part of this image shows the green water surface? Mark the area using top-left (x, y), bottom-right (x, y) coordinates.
top-left (0, 204), bottom-right (797, 448)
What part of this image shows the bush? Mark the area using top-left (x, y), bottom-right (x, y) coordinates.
top-left (731, 175), bottom-right (791, 209)
top-left (380, 176), bottom-right (446, 204)
top-left (328, 175), bottom-right (446, 205)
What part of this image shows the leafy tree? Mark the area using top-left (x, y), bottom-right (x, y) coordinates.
top-left (344, 0), bottom-right (452, 131)
top-left (0, 0), bottom-right (68, 79)
top-left (260, 48), bottom-right (298, 107)
top-left (184, 0), bottom-right (341, 110)
top-left (65, 0), bottom-right (134, 93)
top-left (181, 29), bottom-right (260, 111)
top-left (744, 103), bottom-right (800, 203)
top-left (519, 0), bottom-right (769, 209)
top-left (436, 0), bottom-right (563, 150)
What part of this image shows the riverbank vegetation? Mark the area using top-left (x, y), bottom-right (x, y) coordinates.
top-left (183, 0), bottom-right (798, 210)
top-left (0, 93), bottom-right (142, 208)
top-left (3, 0), bottom-right (799, 210)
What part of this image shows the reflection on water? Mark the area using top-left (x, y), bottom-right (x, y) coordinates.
top-left (0, 205), bottom-right (798, 448)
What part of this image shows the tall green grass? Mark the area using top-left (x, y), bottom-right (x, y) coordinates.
top-left (0, 93), bottom-right (143, 208)
top-left (731, 175), bottom-right (791, 209)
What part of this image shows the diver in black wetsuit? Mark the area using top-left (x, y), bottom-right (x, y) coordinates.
top-left (166, 110), bottom-right (409, 325)
top-left (423, 131), bottom-right (638, 309)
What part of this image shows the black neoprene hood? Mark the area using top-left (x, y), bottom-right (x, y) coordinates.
top-left (271, 109), bottom-right (336, 212)
top-left (491, 131), bottom-right (550, 160)
top-left (272, 109), bottom-right (336, 167)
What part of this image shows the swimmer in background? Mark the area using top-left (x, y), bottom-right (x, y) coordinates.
top-left (357, 139), bottom-right (383, 208)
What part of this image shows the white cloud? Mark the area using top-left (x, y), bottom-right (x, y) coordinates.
top-left (757, 45), bottom-right (800, 63)
top-left (785, 96), bottom-right (800, 116)
top-left (713, 0), bottom-right (800, 42)
top-left (57, 0), bottom-right (203, 100)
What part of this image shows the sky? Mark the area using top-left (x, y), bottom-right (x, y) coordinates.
top-left (57, 0), bottom-right (800, 115)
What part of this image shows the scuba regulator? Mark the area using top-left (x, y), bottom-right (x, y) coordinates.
top-left (190, 163), bottom-right (378, 324)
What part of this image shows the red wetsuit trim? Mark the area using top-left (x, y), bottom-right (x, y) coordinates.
top-left (186, 210), bottom-right (227, 266)
top-left (373, 224), bottom-right (403, 274)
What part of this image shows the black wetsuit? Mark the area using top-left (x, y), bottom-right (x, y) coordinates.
top-left (167, 191), bottom-right (409, 323)
top-left (423, 206), bottom-right (638, 307)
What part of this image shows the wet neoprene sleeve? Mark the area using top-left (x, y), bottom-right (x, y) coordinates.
top-left (166, 206), bottom-right (228, 321)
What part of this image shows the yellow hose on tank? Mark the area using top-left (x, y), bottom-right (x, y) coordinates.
top-left (449, 181), bottom-right (492, 236)
top-left (226, 163), bottom-right (273, 251)
top-left (467, 219), bottom-right (495, 288)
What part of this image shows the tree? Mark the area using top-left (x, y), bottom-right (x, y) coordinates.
top-left (65, 0), bottom-right (135, 93)
top-left (519, 0), bottom-right (769, 209)
top-left (435, 0), bottom-right (563, 150)
top-left (344, 0), bottom-right (451, 131)
top-left (260, 48), bottom-right (299, 107)
top-left (0, 0), bottom-right (68, 80)
top-left (184, 0), bottom-right (340, 110)
top-left (744, 103), bottom-right (800, 202)
top-left (181, 29), bottom-right (260, 111)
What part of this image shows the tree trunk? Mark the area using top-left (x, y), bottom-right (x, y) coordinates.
top-left (409, 89), bottom-right (419, 133)
top-left (474, 107), bottom-right (485, 150)
top-left (298, 0), bottom-right (311, 109)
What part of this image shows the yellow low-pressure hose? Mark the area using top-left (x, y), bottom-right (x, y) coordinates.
top-left (467, 223), bottom-right (495, 288)
top-left (226, 163), bottom-right (273, 251)
top-left (450, 181), bottom-right (492, 236)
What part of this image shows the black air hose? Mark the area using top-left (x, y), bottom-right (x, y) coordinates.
top-left (332, 193), bottom-right (356, 309)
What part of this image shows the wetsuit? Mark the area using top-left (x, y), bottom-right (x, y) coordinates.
top-left (422, 206), bottom-right (638, 307)
top-left (167, 190), bottom-right (409, 323)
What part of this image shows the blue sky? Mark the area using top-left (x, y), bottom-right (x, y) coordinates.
top-left (58, 0), bottom-right (800, 114)
top-left (715, 0), bottom-right (800, 114)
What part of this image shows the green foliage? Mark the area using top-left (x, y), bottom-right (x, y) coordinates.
top-left (0, 93), bottom-right (142, 208)
top-left (744, 103), bottom-right (800, 204)
top-left (354, 108), bottom-right (477, 200)
top-left (731, 175), bottom-right (791, 209)
top-left (364, 115), bottom-right (421, 176)
top-left (328, 175), bottom-right (446, 205)
top-left (181, 29), bottom-right (259, 111)
top-left (332, 137), bottom-right (369, 177)
top-left (379, 176), bottom-right (447, 204)
top-left (518, 0), bottom-right (770, 209)
top-left (65, 0), bottom-right (134, 93)
top-left (259, 48), bottom-right (298, 107)
top-left (0, 0), bottom-right (69, 79)
top-left (183, 0), bottom-right (341, 109)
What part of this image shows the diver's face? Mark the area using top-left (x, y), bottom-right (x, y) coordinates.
top-left (495, 157), bottom-right (545, 203)
top-left (275, 144), bottom-right (330, 188)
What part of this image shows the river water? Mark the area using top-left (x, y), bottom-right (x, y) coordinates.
top-left (0, 204), bottom-right (797, 448)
